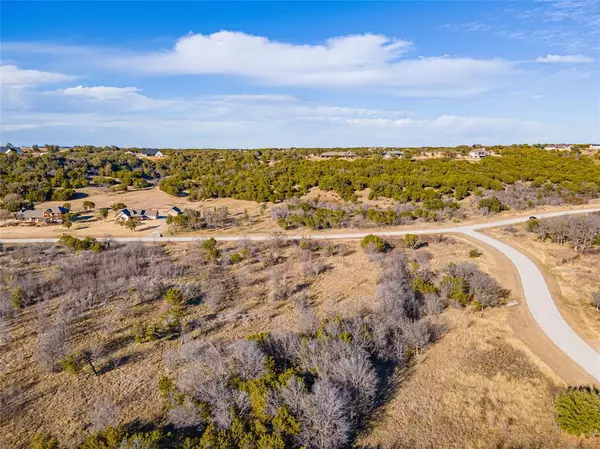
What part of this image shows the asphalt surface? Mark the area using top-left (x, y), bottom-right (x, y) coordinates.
top-left (2, 207), bottom-right (599, 381)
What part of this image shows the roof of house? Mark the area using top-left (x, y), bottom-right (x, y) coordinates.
top-left (169, 206), bottom-right (182, 213)
top-left (47, 206), bottom-right (68, 214)
top-left (19, 210), bottom-right (46, 218)
top-left (384, 151), bottom-right (405, 155)
top-left (0, 146), bottom-right (23, 154)
top-left (546, 144), bottom-right (571, 148)
top-left (321, 151), bottom-right (356, 157)
top-left (141, 148), bottom-right (162, 156)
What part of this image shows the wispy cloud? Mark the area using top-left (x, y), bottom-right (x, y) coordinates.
top-left (440, 22), bottom-right (491, 32)
top-left (0, 65), bottom-right (75, 88)
top-left (0, 87), bottom-right (551, 147)
top-left (535, 54), bottom-right (594, 63)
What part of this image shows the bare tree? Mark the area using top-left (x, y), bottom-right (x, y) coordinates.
top-left (592, 291), bottom-right (600, 311)
top-left (90, 397), bottom-right (120, 431)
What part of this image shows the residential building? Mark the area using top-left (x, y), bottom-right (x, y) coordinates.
top-left (141, 148), bottom-right (166, 158)
top-left (544, 144), bottom-right (572, 151)
top-left (383, 150), bottom-right (405, 159)
top-left (588, 144), bottom-right (600, 150)
top-left (320, 151), bottom-right (356, 158)
top-left (15, 206), bottom-right (68, 223)
top-left (115, 208), bottom-right (160, 221)
top-left (0, 145), bottom-right (23, 155)
top-left (469, 149), bottom-right (489, 159)
top-left (166, 206), bottom-right (182, 216)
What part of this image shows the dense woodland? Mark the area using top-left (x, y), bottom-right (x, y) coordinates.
top-left (1, 146), bottom-right (599, 218)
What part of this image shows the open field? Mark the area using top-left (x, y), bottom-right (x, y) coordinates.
top-left (2, 235), bottom-right (595, 448)
top-left (2, 185), bottom-right (599, 240)
top-left (486, 224), bottom-right (600, 353)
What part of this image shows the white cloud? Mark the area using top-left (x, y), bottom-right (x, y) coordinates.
top-left (57, 85), bottom-right (142, 100)
top-left (1, 89), bottom-right (554, 147)
top-left (0, 64), bottom-right (75, 88)
top-left (107, 31), bottom-right (511, 94)
top-left (535, 54), bottom-right (595, 63)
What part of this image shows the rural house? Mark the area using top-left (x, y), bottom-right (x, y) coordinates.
top-left (166, 206), bottom-right (182, 216)
top-left (469, 149), bottom-right (489, 159)
top-left (0, 145), bottom-right (24, 155)
top-left (320, 151), bottom-right (357, 159)
top-left (383, 150), bottom-right (405, 159)
top-left (544, 144), bottom-right (572, 151)
top-left (140, 148), bottom-right (166, 158)
top-left (16, 206), bottom-right (68, 223)
top-left (115, 208), bottom-right (159, 221)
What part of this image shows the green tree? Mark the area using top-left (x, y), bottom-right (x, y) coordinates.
top-left (110, 203), bottom-right (127, 212)
top-left (83, 200), bottom-right (96, 211)
top-left (360, 234), bottom-right (387, 252)
top-left (124, 217), bottom-right (141, 232)
top-left (555, 386), bottom-right (600, 437)
top-left (98, 209), bottom-right (109, 221)
top-left (404, 234), bottom-right (420, 250)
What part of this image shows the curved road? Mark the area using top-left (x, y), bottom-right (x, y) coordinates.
top-left (2, 207), bottom-right (600, 381)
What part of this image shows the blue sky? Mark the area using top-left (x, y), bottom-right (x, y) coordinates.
top-left (1, 0), bottom-right (598, 147)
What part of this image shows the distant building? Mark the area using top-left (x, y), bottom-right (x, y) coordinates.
top-left (141, 148), bottom-right (165, 158)
top-left (588, 144), bottom-right (600, 150)
top-left (544, 144), bottom-right (572, 151)
top-left (115, 208), bottom-right (155, 221)
top-left (383, 151), bottom-right (405, 159)
top-left (166, 206), bottom-right (182, 217)
top-left (320, 151), bottom-right (356, 159)
top-left (0, 145), bottom-right (23, 155)
top-left (469, 149), bottom-right (489, 159)
top-left (16, 206), bottom-right (68, 223)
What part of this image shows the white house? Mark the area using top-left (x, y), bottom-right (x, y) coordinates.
top-left (544, 144), bottom-right (572, 151)
top-left (0, 145), bottom-right (23, 155)
top-left (115, 208), bottom-right (155, 221)
top-left (166, 206), bottom-right (182, 217)
top-left (469, 149), bottom-right (489, 159)
top-left (141, 148), bottom-right (165, 158)
top-left (383, 151), bottom-right (405, 159)
top-left (588, 144), bottom-right (600, 150)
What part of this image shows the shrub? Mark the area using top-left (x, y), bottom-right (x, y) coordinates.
top-left (478, 197), bottom-right (508, 214)
top-left (110, 202), bottom-right (127, 211)
top-left (29, 434), bottom-right (60, 449)
top-left (360, 234), bottom-right (386, 253)
top-left (468, 249), bottom-right (482, 258)
top-left (555, 386), bottom-right (600, 437)
top-left (201, 237), bottom-right (220, 259)
top-left (51, 188), bottom-right (75, 202)
top-left (404, 234), bottom-right (420, 250)
top-left (61, 354), bottom-right (82, 375)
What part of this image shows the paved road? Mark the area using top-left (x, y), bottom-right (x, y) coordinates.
top-left (2, 207), bottom-right (600, 381)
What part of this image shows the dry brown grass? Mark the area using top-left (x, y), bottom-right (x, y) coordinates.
top-left (357, 309), bottom-right (596, 449)
top-left (487, 225), bottom-right (600, 352)
top-left (1, 237), bottom-right (598, 448)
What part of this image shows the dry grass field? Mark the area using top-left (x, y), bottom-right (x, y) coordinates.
top-left (486, 225), bottom-right (600, 352)
top-left (1, 234), bottom-right (596, 448)
top-left (2, 186), bottom-right (598, 240)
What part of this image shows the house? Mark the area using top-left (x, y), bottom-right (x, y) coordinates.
top-left (544, 144), bottom-right (572, 151)
top-left (0, 145), bottom-right (23, 155)
top-left (15, 206), bottom-right (68, 223)
top-left (383, 151), bottom-right (405, 159)
top-left (144, 209), bottom-right (160, 220)
top-left (166, 206), bottom-right (182, 217)
top-left (469, 149), bottom-right (489, 159)
top-left (588, 144), bottom-right (600, 150)
top-left (115, 208), bottom-right (159, 221)
top-left (320, 151), bottom-right (357, 159)
top-left (140, 148), bottom-right (166, 158)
